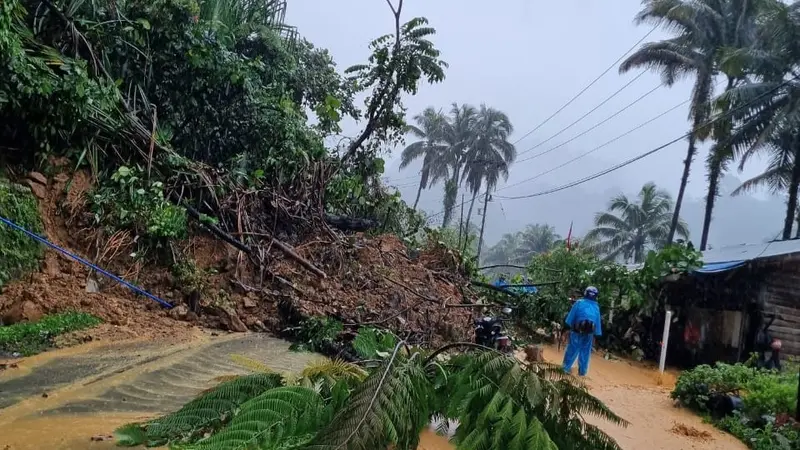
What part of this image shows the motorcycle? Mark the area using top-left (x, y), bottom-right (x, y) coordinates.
top-left (474, 307), bottom-right (514, 354)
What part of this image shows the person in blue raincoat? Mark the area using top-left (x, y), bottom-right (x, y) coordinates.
top-left (562, 286), bottom-right (602, 376)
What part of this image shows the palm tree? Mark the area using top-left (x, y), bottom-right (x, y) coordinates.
top-left (461, 105), bottom-right (516, 254)
top-left (399, 108), bottom-right (451, 209)
top-left (440, 103), bottom-right (478, 227)
top-left (585, 182), bottom-right (689, 263)
top-left (688, 0), bottom-right (764, 251)
top-left (514, 224), bottom-right (561, 262)
top-left (485, 232), bottom-right (522, 265)
top-left (730, 131), bottom-right (800, 237)
top-left (620, 0), bottom-right (717, 247)
top-left (720, 0), bottom-right (800, 240)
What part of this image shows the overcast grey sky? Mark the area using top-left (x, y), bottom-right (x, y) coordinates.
top-left (287, 0), bottom-right (780, 246)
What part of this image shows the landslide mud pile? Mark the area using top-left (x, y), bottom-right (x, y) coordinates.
top-left (0, 170), bottom-right (479, 346)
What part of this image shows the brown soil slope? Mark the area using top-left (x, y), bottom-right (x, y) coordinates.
top-left (0, 169), bottom-right (478, 346)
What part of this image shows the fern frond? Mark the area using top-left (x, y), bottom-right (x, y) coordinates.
top-left (182, 386), bottom-right (324, 450)
top-left (351, 327), bottom-right (398, 359)
top-left (230, 354), bottom-right (276, 374)
top-left (552, 380), bottom-right (628, 427)
top-left (301, 358), bottom-right (368, 384)
top-left (115, 373), bottom-right (284, 447)
top-left (303, 345), bottom-right (431, 450)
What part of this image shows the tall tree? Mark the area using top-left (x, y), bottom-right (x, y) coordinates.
top-left (620, 0), bottom-right (717, 247)
top-left (440, 103), bottom-right (478, 227)
top-left (399, 107), bottom-right (450, 209)
top-left (460, 104), bottom-right (516, 238)
top-left (720, 0), bottom-right (800, 239)
top-left (515, 224), bottom-right (561, 262)
top-left (585, 182), bottom-right (689, 263)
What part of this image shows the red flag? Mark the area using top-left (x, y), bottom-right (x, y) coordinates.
top-left (566, 221), bottom-right (573, 251)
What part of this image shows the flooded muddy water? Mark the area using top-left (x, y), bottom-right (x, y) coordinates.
top-left (0, 331), bottom-right (454, 450)
top-left (1, 334), bottom-right (745, 450)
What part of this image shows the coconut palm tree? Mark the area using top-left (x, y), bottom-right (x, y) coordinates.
top-left (485, 232), bottom-right (523, 265)
top-left (440, 103), bottom-right (478, 227)
top-left (585, 182), bottom-right (689, 263)
top-left (514, 224), bottom-right (561, 262)
top-left (719, 0), bottom-right (800, 240)
top-left (461, 104), bottom-right (516, 251)
top-left (620, 0), bottom-right (718, 247)
top-left (399, 108), bottom-right (451, 209)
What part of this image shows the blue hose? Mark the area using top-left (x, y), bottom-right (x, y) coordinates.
top-left (0, 215), bottom-right (173, 309)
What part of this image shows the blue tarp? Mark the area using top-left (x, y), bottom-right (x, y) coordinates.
top-left (492, 279), bottom-right (538, 294)
top-left (693, 261), bottom-right (746, 274)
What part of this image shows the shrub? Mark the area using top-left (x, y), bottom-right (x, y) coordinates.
top-left (0, 312), bottom-right (102, 356)
top-left (670, 363), bottom-right (758, 412)
top-left (91, 166), bottom-right (188, 244)
top-left (744, 372), bottom-right (798, 418)
top-left (0, 181), bottom-right (44, 290)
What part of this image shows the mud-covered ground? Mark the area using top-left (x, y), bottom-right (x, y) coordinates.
top-left (542, 346), bottom-right (747, 450)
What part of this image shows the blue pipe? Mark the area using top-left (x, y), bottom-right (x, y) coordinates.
top-left (0, 215), bottom-right (173, 308)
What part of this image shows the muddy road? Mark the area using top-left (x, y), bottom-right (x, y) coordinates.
top-left (0, 333), bottom-right (744, 450)
top-left (0, 331), bottom-right (452, 450)
top-left (541, 346), bottom-right (747, 450)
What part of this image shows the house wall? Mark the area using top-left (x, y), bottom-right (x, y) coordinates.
top-left (760, 260), bottom-right (800, 358)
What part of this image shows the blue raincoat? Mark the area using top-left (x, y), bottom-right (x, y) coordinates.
top-left (562, 298), bottom-right (602, 376)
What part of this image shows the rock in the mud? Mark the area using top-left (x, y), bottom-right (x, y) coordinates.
top-left (2, 299), bottom-right (43, 324)
top-left (217, 306), bottom-right (247, 332)
top-left (169, 304), bottom-right (189, 320)
top-left (243, 294), bottom-right (257, 309)
top-left (25, 179), bottom-right (47, 199)
top-left (27, 172), bottom-right (48, 186)
top-left (244, 316), bottom-right (265, 331)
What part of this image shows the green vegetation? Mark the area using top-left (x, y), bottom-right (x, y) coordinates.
top-left (671, 362), bottom-right (799, 449)
top-left (499, 242), bottom-right (701, 340)
top-left (624, 0), bottom-right (800, 247)
top-left (584, 182), bottom-right (689, 263)
top-left (484, 224), bottom-right (562, 266)
top-left (0, 181), bottom-right (43, 290)
top-left (116, 347), bottom-right (627, 449)
top-left (1, 0), bottom-right (449, 267)
top-left (0, 312), bottom-right (102, 356)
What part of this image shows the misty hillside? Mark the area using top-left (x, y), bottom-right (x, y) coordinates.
top-left (388, 158), bottom-right (785, 249)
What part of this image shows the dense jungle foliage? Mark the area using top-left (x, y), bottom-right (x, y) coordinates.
top-left (0, 0), bottom-right (442, 261)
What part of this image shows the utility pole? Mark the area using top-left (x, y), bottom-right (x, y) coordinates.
top-left (476, 190), bottom-right (491, 262)
top-left (457, 193), bottom-right (465, 248)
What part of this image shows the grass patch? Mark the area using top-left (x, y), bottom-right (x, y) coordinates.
top-left (0, 312), bottom-right (102, 356)
top-left (0, 180), bottom-right (44, 290)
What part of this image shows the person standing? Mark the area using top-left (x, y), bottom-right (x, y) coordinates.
top-left (562, 286), bottom-right (602, 377)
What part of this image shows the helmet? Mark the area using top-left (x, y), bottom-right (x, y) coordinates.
top-left (584, 286), bottom-right (599, 300)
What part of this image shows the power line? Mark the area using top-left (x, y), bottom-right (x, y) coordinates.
top-left (498, 96), bottom-right (689, 193)
top-left (495, 77), bottom-right (795, 201)
top-left (511, 26), bottom-right (657, 146)
top-left (516, 70), bottom-right (649, 158)
top-left (515, 81), bottom-right (664, 164)
top-left (429, 75), bottom-right (795, 213)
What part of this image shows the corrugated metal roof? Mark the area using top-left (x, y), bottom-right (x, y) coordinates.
top-left (701, 239), bottom-right (800, 264)
top-left (694, 261), bottom-right (746, 273)
top-left (620, 240), bottom-right (800, 274)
